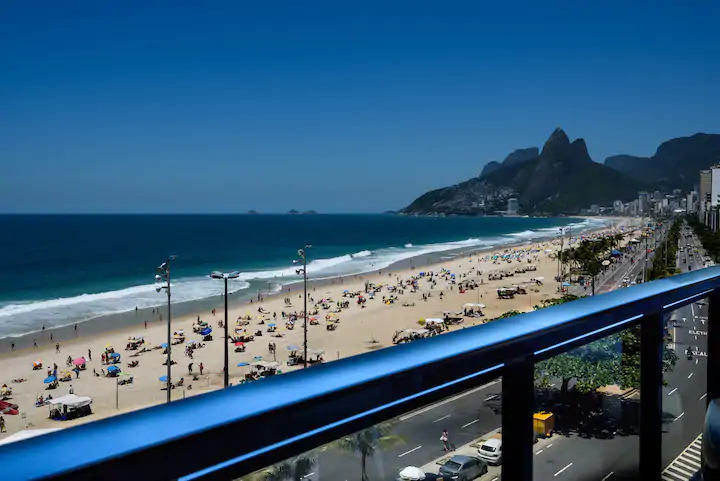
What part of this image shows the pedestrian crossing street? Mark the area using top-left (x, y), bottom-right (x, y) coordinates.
top-left (662, 433), bottom-right (702, 481)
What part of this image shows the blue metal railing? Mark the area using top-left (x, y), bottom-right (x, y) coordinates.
top-left (3, 267), bottom-right (720, 480)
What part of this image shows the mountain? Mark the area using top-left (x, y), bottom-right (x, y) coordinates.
top-left (479, 147), bottom-right (539, 177)
top-left (402, 128), bottom-right (644, 216)
top-left (604, 133), bottom-right (720, 189)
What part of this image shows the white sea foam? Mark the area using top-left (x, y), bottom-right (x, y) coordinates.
top-left (0, 220), bottom-right (602, 338)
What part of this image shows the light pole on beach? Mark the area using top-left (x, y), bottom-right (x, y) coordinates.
top-left (155, 255), bottom-right (176, 403)
top-left (294, 245), bottom-right (312, 368)
top-left (210, 270), bottom-right (240, 388)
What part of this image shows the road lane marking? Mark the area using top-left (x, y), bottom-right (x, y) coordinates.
top-left (432, 414), bottom-right (451, 423)
top-left (535, 449), bottom-right (543, 454)
top-left (700, 393), bottom-right (707, 400)
top-left (554, 463), bottom-right (573, 476)
top-left (602, 472), bottom-right (614, 481)
top-left (398, 445), bottom-right (422, 457)
top-left (675, 412), bottom-right (685, 421)
top-left (668, 387), bottom-right (678, 395)
top-left (462, 419), bottom-right (480, 428)
top-left (663, 435), bottom-right (702, 480)
top-left (485, 394), bottom-right (498, 401)
top-left (301, 473), bottom-right (314, 479)
top-left (688, 373), bottom-right (694, 379)
top-left (399, 380), bottom-right (499, 420)
top-left (546, 443), bottom-right (553, 448)
top-left (696, 359), bottom-right (699, 365)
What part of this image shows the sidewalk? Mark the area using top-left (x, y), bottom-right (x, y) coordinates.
top-left (418, 427), bottom-right (557, 480)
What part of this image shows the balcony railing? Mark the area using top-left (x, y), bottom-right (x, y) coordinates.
top-left (3, 267), bottom-right (720, 480)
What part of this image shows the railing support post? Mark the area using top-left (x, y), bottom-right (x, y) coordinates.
top-left (502, 357), bottom-right (534, 481)
top-left (640, 312), bottom-right (664, 479)
top-left (708, 289), bottom-right (720, 404)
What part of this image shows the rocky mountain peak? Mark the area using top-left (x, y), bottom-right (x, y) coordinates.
top-left (541, 128), bottom-right (571, 157)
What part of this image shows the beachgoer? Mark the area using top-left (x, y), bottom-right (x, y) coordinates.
top-left (11, 341), bottom-right (14, 350)
top-left (144, 320), bottom-right (148, 329)
top-left (93, 368), bottom-right (97, 377)
top-left (441, 429), bottom-right (449, 452)
top-left (50, 333), bottom-right (53, 341)
top-left (88, 349), bottom-right (92, 360)
top-left (189, 363), bottom-right (193, 374)
top-left (69, 384), bottom-right (74, 395)
top-left (55, 342), bottom-right (60, 353)
top-left (199, 363), bottom-right (204, 375)
top-left (0, 415), bottom-right (5, 433)
top-left (74, 368), bottom-right (80, 379)
top-left (33, 339), bottom-right (37, 348)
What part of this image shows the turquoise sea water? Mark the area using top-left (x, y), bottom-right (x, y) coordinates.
top-left (0, 214), bottom-right (604, 338)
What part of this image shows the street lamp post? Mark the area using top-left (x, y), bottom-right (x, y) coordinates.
top-left (210, 270), bottom-right (240, 388)
top-left (294, 245), bottom-right (312, 368)
top-left (155, 255), bottom-right (176, 403)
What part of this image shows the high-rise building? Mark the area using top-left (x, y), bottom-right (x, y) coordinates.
top-left (507, 198), bottom-right (519, 215)
top-left (638, 192), bottom-right (649, 214)
top-left (589, 204), bottom-right (600, 215)
top-left (700, 169), bottom-right (712, 221)
top-left (613, 200), bottom-right (623, 213)
top-left (687, 191), bottom-right (698, 213)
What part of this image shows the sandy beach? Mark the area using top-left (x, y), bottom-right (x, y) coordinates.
top-left (0, 217), bottom-right (644, 437)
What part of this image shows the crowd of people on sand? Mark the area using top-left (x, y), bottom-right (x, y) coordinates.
top-left (0, 220), bottom-right (642, 436)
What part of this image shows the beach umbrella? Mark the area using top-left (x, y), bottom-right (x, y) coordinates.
top-left (43, 376), bottom-right (56, 384)
top-left (73, 357), bottom-right (86, 366)
top-left (0, 406), bottom-right (19, 415)
top-left (602, 260), bottom-right (611, 266)
top-left (268, 324), bottom-right (276, 327)
top-left (160, 343), bottom-right (168, 348)
top-left (107, 365), bottom-right (120, 373)
top-left (237, 362), bottom-right (249, 367)
top-left (159, 375), bottom-right (168, 383)
top-left (33, 361), bottom-right (42, 368)
top-left (398, 466), bottom-right (425, 480)
top-left (200, 328), bottom-right (212, 336)
top-left (109, 352), bottom-right (120, 359)
top-left (562, 282), bottom-right (571, 287)
top-left (234, 341), bottom-right (244, 347)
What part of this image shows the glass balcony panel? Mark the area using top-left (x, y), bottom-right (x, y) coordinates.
top-left (533, 325), bottom-right (641, 480)
top-left (237, 375), bottom-right (503, 481)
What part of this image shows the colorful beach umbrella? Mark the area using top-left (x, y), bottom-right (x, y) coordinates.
top-left (43, 376), bottom-right (56, 384)
top-left (109, 352), bottom-right (120, 359)
top-left (73, 357), bottom-right (86, 366)
top-left (159, 375), bottom-right (168, 382)
top-left (107, 365), bottom-right (120, 372)
top-left (200, 328), bottom-right (212, 336)
top-left (237, 362), bottom-right (249, 367)
top-left (234, 341), bottom-right (244, 347)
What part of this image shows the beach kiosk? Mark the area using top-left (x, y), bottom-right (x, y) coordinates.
top-left (48, 394), bottom-right (92, 421)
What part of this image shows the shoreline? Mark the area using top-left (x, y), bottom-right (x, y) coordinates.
top-left (0, 217), bottom-right (642, 438)
top-left (0, 217), bottom-right (608, 350)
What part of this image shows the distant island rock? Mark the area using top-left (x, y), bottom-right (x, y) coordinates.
top-left (302, 210), bottom-right (318, 215)
top-left (287, 209), bottom-right (300, 215)
top-left (247, 210), bottom-right (259, 215)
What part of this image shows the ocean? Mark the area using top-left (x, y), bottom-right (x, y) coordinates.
top-left (0, 214), bottom-right (606, 339)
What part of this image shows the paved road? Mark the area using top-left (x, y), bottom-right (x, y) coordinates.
top-left (304, 223), bottom-right (710, 481)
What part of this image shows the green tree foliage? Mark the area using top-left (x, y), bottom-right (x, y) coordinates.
top-left (252, 456), bottom-right (315, 481)
top-left (647, 220), bottom-right (680, 280)
top-left (486, 294), bottom-right (678, 393)
top-left (333, 424), bottom-right (405, 481)
top-left (686, 215), bottom-right (720, 262)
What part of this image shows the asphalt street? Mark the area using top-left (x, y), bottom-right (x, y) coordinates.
top-left (300, 224), bottom-right (710, 481)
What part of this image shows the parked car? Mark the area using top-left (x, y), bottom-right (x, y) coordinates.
top-left (438, 455), bottom-right (488, 481)
top-left (477, 437), bottom-right (502, 465)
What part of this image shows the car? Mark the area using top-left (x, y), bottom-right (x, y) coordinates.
top-left (477, 437), bottom-right (503, 465)
top-left (438, 454), bottom-right (488, 481)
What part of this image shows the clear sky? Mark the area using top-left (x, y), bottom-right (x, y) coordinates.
top-left (2, 1), bottom-right (719, 213)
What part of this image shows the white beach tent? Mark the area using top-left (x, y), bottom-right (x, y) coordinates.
top-left (0, 428), bottom-right (60, 446)
top-left (47, 394), bottom-right (92, 409)
top-left (398, 466), bottom-right (426, 480)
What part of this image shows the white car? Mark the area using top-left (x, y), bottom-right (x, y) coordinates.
top-left (477, 437), bottom-right (502, 465)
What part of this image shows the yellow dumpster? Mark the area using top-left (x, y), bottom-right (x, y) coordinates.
top-left (533, 411), bottom-right (554, 438)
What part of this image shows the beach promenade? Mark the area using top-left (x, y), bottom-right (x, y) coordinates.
top-left (0, 218), bottom-right (642, 438)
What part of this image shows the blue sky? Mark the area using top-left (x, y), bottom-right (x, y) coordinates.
top-left (2, 1), bottom-right (719, 213)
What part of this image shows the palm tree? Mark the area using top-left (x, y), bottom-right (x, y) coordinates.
top-left (334, 424), bottom-right (405, 481)
top-left (261, 456), bottom-right (315, 481)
